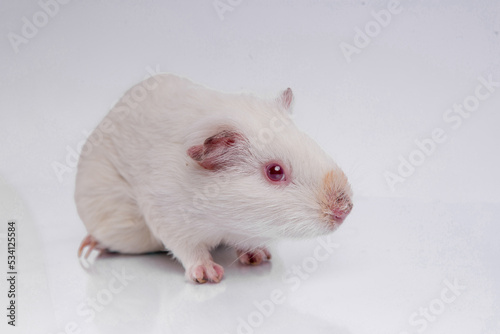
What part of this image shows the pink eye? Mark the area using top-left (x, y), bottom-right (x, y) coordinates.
top-left (266, 164), bottom-right (286, 182)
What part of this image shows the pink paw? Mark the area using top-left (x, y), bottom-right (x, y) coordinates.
top-left (237, 247), bottom-right (272, 266)
top-left (187, 261), bottom-right (224, 284)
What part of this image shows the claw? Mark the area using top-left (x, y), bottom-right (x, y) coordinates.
top-left (78, 235), bottom-right (101, 259)
top-left (262, 248), bottom-right (272, 260)
top-left (194, 277), bottom-right (207, 284)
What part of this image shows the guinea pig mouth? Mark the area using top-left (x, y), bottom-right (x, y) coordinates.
top-left (325, 204), bottom-right (353, 228)
top-left (332, 214), bottom-right (346, 222)
top-left (328, 214), bottom-right (346, 226)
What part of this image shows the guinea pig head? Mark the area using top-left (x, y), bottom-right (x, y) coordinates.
top-left (186, 88), bottom-right (353, 239)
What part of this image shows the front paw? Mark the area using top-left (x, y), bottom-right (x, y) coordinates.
top-left (236, 247), bottom-right (272, 266)
top-left (186, 261), bottom-right (225, 284)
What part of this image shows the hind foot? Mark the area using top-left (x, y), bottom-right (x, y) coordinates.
top-left (236, 247), bottom-right (271, 266)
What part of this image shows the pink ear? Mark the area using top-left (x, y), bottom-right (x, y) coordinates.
top-left (187, 130), bottom-right (246, 170)
top-left (278, 88), bottom-right (294, 111)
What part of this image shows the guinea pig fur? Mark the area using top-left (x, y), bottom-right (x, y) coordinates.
top-left (75, 74), bottom-right (353, 284)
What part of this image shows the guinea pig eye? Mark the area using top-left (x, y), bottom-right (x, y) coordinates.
top-left (266, 164), bottom-right (286, 182)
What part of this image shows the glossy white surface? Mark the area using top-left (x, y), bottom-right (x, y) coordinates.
top-left (1, 1), bottom-right (499, 333)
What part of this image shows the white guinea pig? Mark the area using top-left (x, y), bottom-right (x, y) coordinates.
top-left (75, 74), bottom-right (353, 283)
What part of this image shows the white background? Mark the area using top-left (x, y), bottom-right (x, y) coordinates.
top-left (0, 0), bottom-right (499, 333)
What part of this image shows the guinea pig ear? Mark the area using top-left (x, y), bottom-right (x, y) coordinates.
top-left (277, 88), bottom-right (294, 113)
top-left (187, 130), bottom-right (246, 170)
